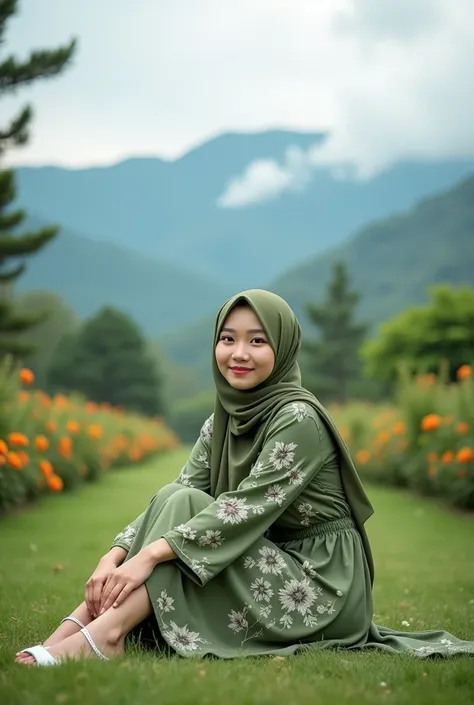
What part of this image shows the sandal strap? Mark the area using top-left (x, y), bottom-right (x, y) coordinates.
top-left (60, 616), bottom-right (86, 629)
top-left (21, 645), bottom-right (57, 666)
top-left (80, 626), bottom-right (109, 661)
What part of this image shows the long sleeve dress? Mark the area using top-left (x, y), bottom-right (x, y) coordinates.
top-left (111, 402), bottom-right (474, 659)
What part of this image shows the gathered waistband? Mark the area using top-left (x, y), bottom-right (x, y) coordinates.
top-left (267, 516), bottom-right (355, 543)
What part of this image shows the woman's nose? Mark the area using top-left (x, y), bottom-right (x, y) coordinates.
top-left (232, 345), bottom-right (250, 361)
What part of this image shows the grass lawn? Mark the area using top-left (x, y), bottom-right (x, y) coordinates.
top-left (1, 448), bottom-right (473, 705)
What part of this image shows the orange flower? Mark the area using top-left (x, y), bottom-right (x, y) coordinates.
top-left (88, 424), bottom-right (103, 439)
top-left (34, 435), bottom-right (49, 452)
top-left (7, 432), bottom-right (29, 447)
top-left (456, 447), bottom-right (473, 464)
top-left (46, 420), bottom-right (57, 433)
top-left (0, 439), bottom-right (8, 455)
top-left (39, 459), bottom-right (54, 478)
top-left (85, 401), bottom-right (97, 413)
top-left (17, 390), bottom-right (30, 403)
top-left (19, 368), bottom-right (35, 385)
top-left (47, 474), bottom-right (63, 492)
top-left (427, 451), bottom-right (438, 463)
top-left (17, 451), bottom-right (29, 466)
top-left (6, 452), bottom-right (23, 470)
top-left (58, 436), bottom-right (73, 460)
top-left (441, 450), bottom-right (454, 464)
top-left (421, 414), bottom-right (441, 432)
top-left (457, 364), bottom-right (472, 381)
top-left (456, 421), bottom-right (469, 434)
top-left (66, 420), bottom-right (80, 434)
top-left (427, 465), bottom-right (437, 478)
top-left (356, 450), bottom-right (371, 465)
top-left (393, 421), bottom-right (405, 436)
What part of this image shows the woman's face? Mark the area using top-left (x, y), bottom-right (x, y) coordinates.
top-left (215, 305), bottom-right (275, 390)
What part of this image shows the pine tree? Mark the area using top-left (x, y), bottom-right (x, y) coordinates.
top-left (0, 0), bottom-right (76, 356)
top-left (48, 307), bottom-right (165, 417)
top-left (302, 261), bottom-right (367, 404)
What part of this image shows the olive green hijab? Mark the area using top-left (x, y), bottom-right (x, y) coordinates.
top-left (210, 289), bottom-right (375, 582)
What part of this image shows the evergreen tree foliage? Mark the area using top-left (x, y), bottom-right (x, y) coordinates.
top-left (0, 0), bottom-right (76, 355)
top-left (48, 307), bottom-right (165, 416)
top-left (301, 261), bottom-right (367, 403)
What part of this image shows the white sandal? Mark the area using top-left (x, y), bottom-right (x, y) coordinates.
top-left (19, 623), bottom-right (109, 666)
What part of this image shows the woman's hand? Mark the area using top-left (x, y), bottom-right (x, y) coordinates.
top-left (85, 549), bottom-right (126, 618)
top-left (99, 550), bottom-right (156, 613)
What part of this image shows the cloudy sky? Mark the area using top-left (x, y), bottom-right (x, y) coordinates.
top-left (3, 0), bottom-right (474, 188)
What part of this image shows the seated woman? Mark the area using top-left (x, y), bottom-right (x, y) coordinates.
top-left (17, 290), bottom-right (474, 665)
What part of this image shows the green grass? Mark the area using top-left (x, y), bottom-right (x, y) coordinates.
top-left (1, 448), bottom-right (473, 705)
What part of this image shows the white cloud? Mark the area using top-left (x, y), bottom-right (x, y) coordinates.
top-left (217, 0), bottom-right (474, 206)
top-left (3, 0), bottom-right (474, 180)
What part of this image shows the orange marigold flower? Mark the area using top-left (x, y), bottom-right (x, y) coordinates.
top-left (85, 401), bottom-right (97, 413)
top-left (421, 414), bottom-right (441, 432)
top-left (427, 451), bottom-right (438, 463)
top-left (7, 432), bottom-right (29, 447)
top-left (19, 368), bottom-right (35, 385)
top-left (0, 439), bottom-right (8, 455)
top-left (456, 421), bottom-right (469, 434)
top-left (7, 451), bottom-right (23, 469)
top-left (88, 424), bottom-right (103, 439)
top-left (457, 364), bottom-right (472, 381)
top-left (441, 450), bottom-right (454, 464)
top-left (66, 420), bottom-right (80, 434)
top-left (46, 421), bottom-right (57, 433)
top-left (39, 459), bottom-right (54, 478)
top-left (456, 447), bottom-right (473, 464)
top-left (393, 421), bottom-right (405, 436)
top-left (17, 390), bottom-right (30, 403)
top-left (427, 465), bottom-right (437, 478)
top-left (356, 450), bottom-right (371, 465)
top-left (47, 474), bottom-right (63, 492)
top-left (377, 430), bottom-right (391, 445)
top-left (34, 435), bottom-right (49, 452)
top-left (17, 450), bottom-right (29, 466)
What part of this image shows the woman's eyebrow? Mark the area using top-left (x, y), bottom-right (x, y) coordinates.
top-left (221, 327), bottom-right (266, 334)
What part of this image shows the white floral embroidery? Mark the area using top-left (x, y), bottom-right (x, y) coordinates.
top-left (252, 505), bottom-right (265, 515)
top-left (196, 452), bottom-right (210, 469)
top-left (216, 497), bottom-right (249, 524)
top-left (287, 467), bottom-right (306, 486)
top-left (260, 605), bottom-right (272, 619)
top-left (291, 403), bottom-right (310, 422)
top-left (269, 441), bottom-right (297, 470)
top-left (163, 621), bottom-right (206, 653)
top-left (198, 529), bottom-right (224, 549)
top-left (297, 502), bottom-right (317, 527)
top-left (280, 613), bottom-right (293, 629)
top-left (243, 556), bottom-right (256, 569)
top-left (279, 578), bottom-right (316, 616)
top-left (303, 612), bottom-right (319, 628)
top-left (264, 484), bottom-right (286, 506)
top-left (302, 560), bottom-right (317, 579)
top-left (228, 609), bottom-right (249, 633)
top-left (191, 558), bottom-right (210, 581)
top-left (174, 524), bottom-right (197, 541)
top-left (200, 415), bottom-right (213, 441)
top-left (176, 471), bottom-right (194, 487)
top-left (112, 524), bottom-right (137, 548)
top-left (256, 546), bottom-right (287, 576)
top-left (250, 577), bottom-right (274, 603)
top-left (250, 461), bottom-right (264, 478)
top-left (440, 639), bottom-right (453, 645)
top-left (336, 590), bottom-right (343, 597)
top-left (157, 590), bottom-right (175, 613)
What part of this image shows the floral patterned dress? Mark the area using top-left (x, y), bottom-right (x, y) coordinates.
top-left (111, 403), bottom-right (474, 659)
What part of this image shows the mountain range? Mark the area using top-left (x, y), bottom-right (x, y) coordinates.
top-left (16, 130), bottom-right (474, 290)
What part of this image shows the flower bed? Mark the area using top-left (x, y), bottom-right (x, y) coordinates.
top-left (0, 362), bottom-right (179, 514)
top-left (331, 365), bottom-right (474, 510)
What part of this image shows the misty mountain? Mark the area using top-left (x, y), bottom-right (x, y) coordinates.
top-left (16, 130), bottom-right (474, 287)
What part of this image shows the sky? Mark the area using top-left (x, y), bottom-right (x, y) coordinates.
top-left (3, 0), bottom-right (474, 205)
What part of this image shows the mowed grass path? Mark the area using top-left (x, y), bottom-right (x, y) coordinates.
top-left (1, 448), bottom-right (473, 705)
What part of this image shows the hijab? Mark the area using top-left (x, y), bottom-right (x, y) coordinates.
top-left (210, 289), bottom-right (375, 582)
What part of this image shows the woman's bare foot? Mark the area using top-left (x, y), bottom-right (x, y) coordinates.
top-left (16, 602), bottom-right (94, 666)
top-left (16, 585), bottom-right (152, 666)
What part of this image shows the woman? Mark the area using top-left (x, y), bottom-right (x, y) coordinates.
top-left (17, 290), bottom-right (474, 665)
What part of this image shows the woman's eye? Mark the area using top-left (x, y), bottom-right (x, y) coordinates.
top-left (252, 337), bottom-right (266, 345)
top-left (220, 336), bottom-right (233, 343)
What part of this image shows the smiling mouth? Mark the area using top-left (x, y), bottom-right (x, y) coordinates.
top-left (230, 367), bottom-right (254, 375)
